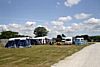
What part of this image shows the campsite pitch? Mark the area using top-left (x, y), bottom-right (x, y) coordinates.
top-left (0, 44), bottom-right (87, 67)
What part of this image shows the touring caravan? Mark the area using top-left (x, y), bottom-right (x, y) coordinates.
top-left (5, 37), bottom-right (31, 48)
top-left (64, 37), bottom-right (73, 45)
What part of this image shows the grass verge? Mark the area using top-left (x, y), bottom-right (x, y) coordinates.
top-left (0, 44), bottom-right (88, 67)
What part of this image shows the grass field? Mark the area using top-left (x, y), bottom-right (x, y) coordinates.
top-left (0, 44), bottom-right (87, 67)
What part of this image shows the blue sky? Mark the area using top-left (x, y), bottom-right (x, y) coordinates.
top-left (0, 0), bottom-right (100, 37)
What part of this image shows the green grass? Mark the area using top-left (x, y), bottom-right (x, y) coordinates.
top-left (0, 44), bottom-right (87, 67)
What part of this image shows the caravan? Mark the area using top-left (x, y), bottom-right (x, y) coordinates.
top-left (64, 37), bottom-right (73, 45)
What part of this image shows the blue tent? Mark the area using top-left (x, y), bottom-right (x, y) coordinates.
top-left (5, 37), bottom-right (32, 48)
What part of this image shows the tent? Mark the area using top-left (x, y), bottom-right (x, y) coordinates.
top-left (30, 36), bottom-right (51, 45)
top-left (5, 37), bottom-right (32, 48)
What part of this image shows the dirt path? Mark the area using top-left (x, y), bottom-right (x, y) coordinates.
top-left (51, 43), bottom-right (100, 67)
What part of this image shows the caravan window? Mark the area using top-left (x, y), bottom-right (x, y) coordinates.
top-left (81, 39), bottom-right (84, 41)
top-left (66, 39), bottom-right (71, 41)
top-left (75, 39), bottom-right (80, 42)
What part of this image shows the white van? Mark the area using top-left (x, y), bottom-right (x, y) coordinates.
top-left (74, 37), bottom-right (87, 45)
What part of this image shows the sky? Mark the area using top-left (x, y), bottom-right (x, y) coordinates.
top-left (0, 0), bottom-right (100, 37)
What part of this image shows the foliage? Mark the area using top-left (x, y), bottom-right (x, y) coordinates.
top-left (90, 36), bottom-right (100, 42)
top-left (0, 31), bottom-right (18, 39)
top-left (62, 34), bottom-right (66, 37)
top-left (75, 35), bottom-right (91, 42)
top-left (34, 27), bottom-right (48, 37)
top-left (0, 31), bottom-right (30, 39)
top-left (56, 35), bottom-right (62, 42)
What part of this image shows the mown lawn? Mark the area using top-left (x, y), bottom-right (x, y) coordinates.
top-left (0, 44), bottom-right (87, 67)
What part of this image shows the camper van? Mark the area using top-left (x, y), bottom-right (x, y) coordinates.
top-left (64, 37), bottom-right (73, 45)
top-left (74, 37), bottom-right (87, 45)
top-left (5, 37), bottom-right (31, 48)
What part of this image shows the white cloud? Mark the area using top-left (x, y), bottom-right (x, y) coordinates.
top-left (53, 25), bottom-right (66, 32)
top-left (7, 23), bottom-right (21, 32)
top-left (66, 26), bottom-right (75, 32)
top-left (8, 23), bottom-right (21, 29)
top-left (0, 17), bottom-right (100, 38)
top-left (83, 18), bottom-right (100, 32)
top-left (50, 16), bottom-right (72, 37)
top-left (51, 21), bottom-right (64, 26)
top-left (65, 23), bottom-right (83, 33)
top-left (74, 13), bottom-right (91, 19)
top-left (65, 18), bottom-right (100, 35)
top-left (84, 18), bottom-right (100, 24)
top-left (25, 21), bottom-right (36, 27)
top-left (57, 2), bottom-right (60, 5)
top-left (48, 30), bottom-right (61, 38)
top-left (51, 16), bottom-right (72, 26)
top-left (0, 21), bottom-right (37, 37)
top-left (64, 0), bottom-right (81, 7)
top-left (58, 16), bottom-right (72, 21)
top-left (56, 2), bottom-right (61, 7)
top-left (36, 25), bottom-right (51, 32)
top-left (36, 25), bottom-right (43, 27)
top-left (72, 23), bottom-right (80, 30)
top-left (0, 25), bottom-right (9, 31)
top-left (35, 18), bottom-right (100, 37)
top-left (92, 24), bottom-right (100, 32)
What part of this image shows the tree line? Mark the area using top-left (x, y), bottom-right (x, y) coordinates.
top-left (0, 27), bottom-right (48, 39)
top-left (0, 26), bottom-right (100, 42)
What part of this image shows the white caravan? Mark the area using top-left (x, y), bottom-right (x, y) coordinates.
top-left (64, 37), bottom-right (73, 44)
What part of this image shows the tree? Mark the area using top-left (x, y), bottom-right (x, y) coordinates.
top-left (75, 35), bottom-right (91, 42)
top-left (0, 31), bottom-right (18, 39)
top-left (62, 34), bottom-right (66, 37)
top-left (90, 36), bottom-right (100, 42)
top-left (34, 27), bottom-right (48, 37)
top-left (56, 35), bottom-right (62, 42)
top-left (81, 35), bottom-right (91, 41)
